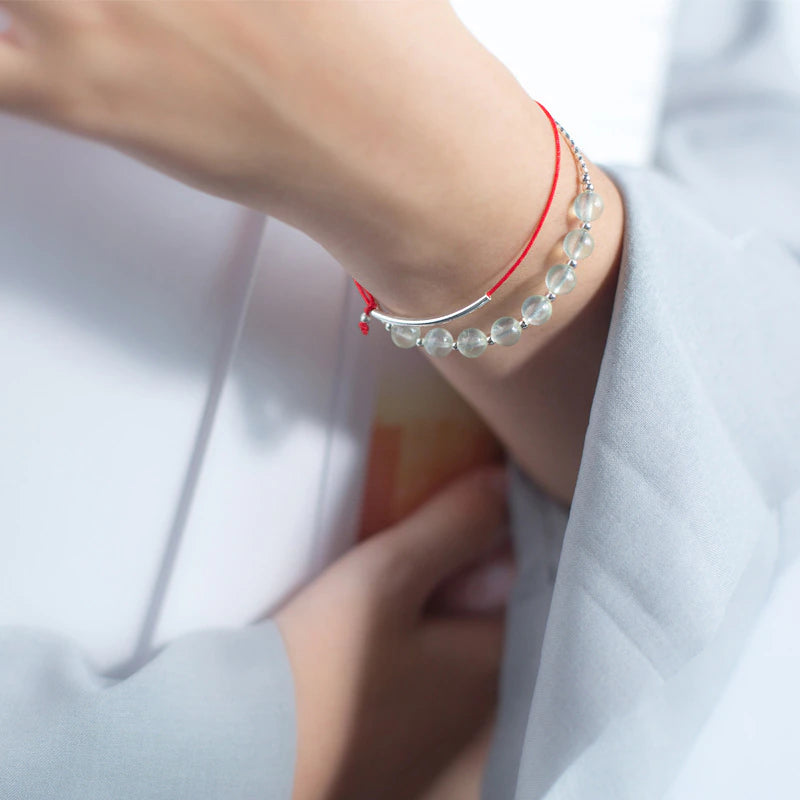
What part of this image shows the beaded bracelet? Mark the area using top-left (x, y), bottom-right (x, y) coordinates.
top-left (354, 107), bottom-right (604, 358)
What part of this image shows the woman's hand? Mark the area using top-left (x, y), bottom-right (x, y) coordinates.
top-left (2, 0), bottom-right (450, 213)
top-left (274, 465), bottom-right (509, 800)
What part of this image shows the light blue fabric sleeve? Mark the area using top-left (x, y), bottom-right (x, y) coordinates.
top-left (0, 621), bottom-right (296, 799)
top-left (483, 1), bottom-right (800, 798)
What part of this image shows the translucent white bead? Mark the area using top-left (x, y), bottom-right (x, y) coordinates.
top-left (521, 295), bottom-right (552, 326)
top-left (563, 229), bottom-right (594, 260)
top-left (573, 191), bottom-right (604, 222)
top-left (490, 317), bottom-right (522, 347)
top-left (546, 264), bottom-right (576, 295)
top-left (457, 327), bottom-right (488, 358)
top-left (423, 327), bottom-right (454, 357)
top-left (391, 325), bottom-right (421, 349)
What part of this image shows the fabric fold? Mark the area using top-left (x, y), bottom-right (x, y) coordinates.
top-left (0, 621), bottom-right (296, 800)
top-left (484, 164), bottom-right (799, 800)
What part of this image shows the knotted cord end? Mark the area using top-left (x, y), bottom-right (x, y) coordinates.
top-left (359, 309), bottom-right (375, 335)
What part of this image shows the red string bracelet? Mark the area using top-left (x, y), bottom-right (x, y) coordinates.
top-left (353, 100), bottom-right (562, 335)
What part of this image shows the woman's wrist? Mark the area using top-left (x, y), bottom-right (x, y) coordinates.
top-left (269, 25), bottom-right (626, 506)
top-left (315, 81), bottom-right (625, 506)
top-left (245, 7), bottom-right (625, 506)
top-left (260, 19), bottom-right (562, 317)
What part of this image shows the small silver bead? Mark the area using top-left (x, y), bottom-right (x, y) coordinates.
top-left (487, 337), bottom-right (495, 346)
top-left (384, 322), bottom-right (392, 332)
top-left (568, 259), bottom-right (578, 267)
top-left (416, 338), bottom-right (424, 347)
top-left (547, 292), bottom-right (557, 301)
top-left (360, 312), bottom-right (369, 323)
top-left (586, 183), bottom-right (594, 191)
top-left (581, 222), bottom-right (592, 230)
top-left (520, 320), bottom-right (529, 329)
top-left (452, 341), bottom-right (459, 351)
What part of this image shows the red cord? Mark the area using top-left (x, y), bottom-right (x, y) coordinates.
top-left (486, 102), bottom-right (561, 297)
top-left (354, 100), bottom-right (562, 334)
top-left (354, 281), bottom-right (377, 335)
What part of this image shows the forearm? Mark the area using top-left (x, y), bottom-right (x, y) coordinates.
top-left (0, 0), bottom-right (623, 508)
top-left (424, 157), bottom-right (624, 510)
top-left (274, 21), bottom-right (625, 509)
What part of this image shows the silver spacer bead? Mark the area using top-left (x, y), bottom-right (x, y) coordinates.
top-left (384, 322), bottom-right (392, 332)
top-left (416, 338), bottom-right (424, 348)
top-left (360, 312), bottom-right (369, 324)
top-left (568, 259), bottom-right (578, 268)
top-left (487, 337), bottom-right (495, 346)
top-left (581, 222), bottom-right (592, 230)
top-left (520, 320), bottom-right (529, 329)
top-left (547, 292), bottom-right (557, 301)
top-left (586, 182), bottom-right (594, 191)
top-left (452, 341), bottom-right (459, 351)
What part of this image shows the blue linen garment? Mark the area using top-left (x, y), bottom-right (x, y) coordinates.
top-left (484, 1), bottom-right (800, 797)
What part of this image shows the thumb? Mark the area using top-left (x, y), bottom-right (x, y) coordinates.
top-left (378, 465), bottom-right (509, 610)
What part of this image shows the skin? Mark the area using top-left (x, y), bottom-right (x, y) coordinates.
top-left (0, 1), bottom-right (625, 795)
top-left (274, 466), bottom-right (509, 800)
top-left (0, 0), bottom-right (623, 503)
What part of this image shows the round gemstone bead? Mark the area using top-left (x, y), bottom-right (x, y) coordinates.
top-left (456, 327), bottom-right (488, 358)
top-left (422, 327), bottom-right (454, 358)
top-left (546, 264), bottom-right (577, 295)
top-left (391, 325), bottom-right (421, 349)
top-left (490, 317), bottom-right (522, 347)
top-left (563, 229), bottom-right (594, 260)
top-left (521, 295), bottom-right (552, 326)
top-left (573, 191), bottom-right (604, 222)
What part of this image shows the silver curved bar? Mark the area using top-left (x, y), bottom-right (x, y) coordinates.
top-left (370, 294), bottom-right (492, 328)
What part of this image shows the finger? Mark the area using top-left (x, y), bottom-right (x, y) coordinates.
top-left (0, 39), bottom-right (41, 111)
top-left (417, 718), bottom-right (496, 800)
top-left (420, 615), bottom-right (506, 696)
top-left (0, 3), bottom-right (52, 111)
top-left (377, 464), bottom-right (510, 606)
